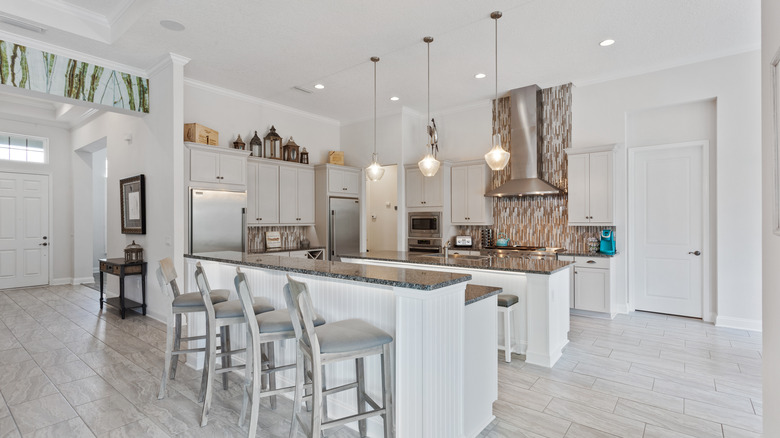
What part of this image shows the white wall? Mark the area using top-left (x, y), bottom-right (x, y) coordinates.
top-left (573, 51), bottom-right (762, 329)
top-left (367, 165), bottom-right (398, 252)
top-left (762, 0), bottom-right (780, 435)
top-left (0, 119), bottom-right (74, 284)
top-left (183, 80), bottom-right (340, 166)
top-left (91, 147), bottom-right (107, 272)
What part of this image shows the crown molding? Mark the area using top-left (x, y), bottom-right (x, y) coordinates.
top-left (33, 0), bottom-right (109, 27)
top-left (183, 78), bottom-right (341, 126)
top-left (0, 30), bottom-right (147, 77)
top-left (146, 53), bottom-right (191, 77)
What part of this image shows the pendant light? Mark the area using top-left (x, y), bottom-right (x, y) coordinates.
top-left (484, 11), bottom-right (510, 171)
top-left (418, 36), bottom-right (441, 177)
top-left (365, 56), bottom-right (385, 181)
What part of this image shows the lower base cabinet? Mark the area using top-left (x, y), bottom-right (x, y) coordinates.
top-left (559, 255), bottom-right (616, 317)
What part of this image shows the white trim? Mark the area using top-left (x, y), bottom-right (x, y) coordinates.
top-left (71, 276), bottom-right (95, 285)
top-left (183, 78), bottom-right (340, 126)
top-left (627, 140), bottom-right (712, 321)
top-left (34, 0), bottom-right (109, 26)
top-left (716, 316), bottom-right (762, 332)
top-left (147, 53), bottom-right (191, 77)
top-left (0, 30), bottom-right (147, 78)
top-left (50, 277), bottom-right (72, 286)
top-left (464, 414), bottom-right (495, 438)
top-left (564, 144), bottom-right (618, 155)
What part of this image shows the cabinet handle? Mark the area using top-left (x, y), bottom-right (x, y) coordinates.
top-left (586, 260), bottom-right (596, 264)
top-left (257, 218), bottom-right (261, 221)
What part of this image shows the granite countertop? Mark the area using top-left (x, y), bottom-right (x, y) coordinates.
top-left (465, 284), bottom-right (502, 306)
top-left (186, 251), bottom-right (471, 291)
top-left (251, 246), bottom-right (325, 254)
top-left (341, 251), bottom-right (573, 275)
top-left (558, 251), bottom-right (618, 258)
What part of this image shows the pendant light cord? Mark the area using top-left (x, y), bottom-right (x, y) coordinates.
top-left (427, 40), bottom-right (431, 127)
top-left (374, 59), bottom-right (377, 156)
top-left (494, 14), bottom-right (498, 137)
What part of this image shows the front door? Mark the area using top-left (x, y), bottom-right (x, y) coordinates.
top-left (630, 142), bottom-right (706, 318)
top-left (0, 172), bottom-right (49, 289)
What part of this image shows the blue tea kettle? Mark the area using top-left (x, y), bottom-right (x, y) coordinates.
top-left (599, 230), bottom-right (616, 255)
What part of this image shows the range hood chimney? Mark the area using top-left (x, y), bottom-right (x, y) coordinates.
top-left (484, 85), bottom-right (562, 197)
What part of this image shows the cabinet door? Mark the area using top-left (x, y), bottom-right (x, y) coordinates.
top-left (279, 167), bottom-right (298, 223)
top-left (574, 267), bottom-right (609, 313)
top-left (587, 151), bottom-right (613, 224)
top-left (465, 165), bottom-right (486, 222)
top-left (342, 170), bottom-right (360, 195)
top-left (328, 169), bottom-right (344, 194)
top-left (405, 169), bottom-right (425, 207)
top-left (297, 169), bottom-right (315, 224)
top-left (424, 171), bottom-right (443, 207)
top-left (256, 163), bottom-right (279, 224)
top-left (451, 166), bottom-right (469, 223)
top-left (190, 149), bottom-right (219, 183)
top-left (247, 162), bottom-right (260, 224)
top-left (567, 154), bottom-right (590, 225)
top-left (219, 154), bottom-right (246, 185)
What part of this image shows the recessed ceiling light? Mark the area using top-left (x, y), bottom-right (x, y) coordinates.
top-left (599, 39), bottom-right (615, 47)
top-left (390, 96), bottom-right (400, 101)
top-left (475, 73), bottom-right (487, 79)
top-left (160, 20), bottom-right (185, 31)
top-left (314, 84), bottom-right (325, 89)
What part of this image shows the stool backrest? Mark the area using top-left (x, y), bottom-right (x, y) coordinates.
top-left (157, 258), bottom-right (181, 302)
top-left (193, 262), bottom-right (217, 322)
top-left (284, 275), bottom-right (319, 353)
top-left (234, 268), bottom-right (261, 345)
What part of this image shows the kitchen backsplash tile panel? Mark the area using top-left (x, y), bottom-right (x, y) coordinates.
top-left (247, 226), bottom-right (308, 253)
top-left (472, 83), bottom-right (615, 253)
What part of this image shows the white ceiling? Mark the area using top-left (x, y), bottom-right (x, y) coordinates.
top-left (0, 0), bottom-right (761, 124)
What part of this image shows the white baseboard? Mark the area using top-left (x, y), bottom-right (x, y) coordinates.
top-left (616, 303), bottom-right (629, 314)
top-left (464, 415), bottom-right (495, 438)
top-left (72, 277), bottom-right (95, 285)
top-left (715, 316), bottom-right (762, 332)
top-left (51, 277), bottom-right (72, 285)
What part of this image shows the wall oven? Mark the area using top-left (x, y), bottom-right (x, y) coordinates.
top-left (408, 238), bottom-right (442, 253)
top-left (408, 212), bottom-right (442, 238)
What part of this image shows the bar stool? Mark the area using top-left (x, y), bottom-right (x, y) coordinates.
top-left (193, 263), bottom-right (276, 427)
top-left (497, 294), bottom-right (519, 363)
top-left (156, 257), bottom-right (230, 400)
top-left (285, 275), bottom-right (394, 438)
top-left (233, 268), bottom-right (326, 438)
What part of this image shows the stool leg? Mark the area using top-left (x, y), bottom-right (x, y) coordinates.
top-left (504, 309), bottom-right (512, 363)
top-left (221, 325), bottom-right (231, 390)
top-left (289, 349), bottom-right (304, 438)
top-left (356, 358), bottom-right (367, 437)
top-left (311, 353), bottom-right (323, 438)
top-left (321, 364), bottom-right (328, 421)
top-left (159, 312), bottom-right (175, 399)
top-left (200, 317), bottom-right (217, 427)
top-left (239, 328), bottom-right (252, 426)
top-left (382, 343), bottom-right (394, 438)
top-left (247, 340), bottom-right (261, 438)
top-left (170, 313), bottom-right (182, 379)
top-left (267, 342), bottom-right (277, 410)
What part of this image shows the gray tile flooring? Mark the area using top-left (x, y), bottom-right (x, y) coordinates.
top-left (0, 284), bottom-right (763, 437)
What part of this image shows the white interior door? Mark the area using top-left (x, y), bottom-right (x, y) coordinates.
top-left (630, 143), bottom-right (705, 317)
top-left (0, 172), bottom-right (49, 289)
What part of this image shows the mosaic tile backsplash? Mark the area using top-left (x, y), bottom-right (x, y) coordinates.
top-left (464, 83), bottom-right (615, 253)
top-left (247, 226), bottom-right (308, 252)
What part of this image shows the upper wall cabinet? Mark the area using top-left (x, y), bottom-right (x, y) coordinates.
top-left (451, 161), bottom-right (493, 225)
top-left (186, 142), bottom-right (249, 189)
top-left (327, 166), bottom-right (361, 196)
top-left (247, 160), bottom-right (279, 225)
top-left (279, 165), bottom-right (315, 225)
top-left (405, 165), bottom-right (445, 208)
top-left (565, 145), bottom-right (615, 226)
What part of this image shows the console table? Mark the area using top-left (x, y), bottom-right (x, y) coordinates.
top-left (99, 258), bottom-right (147, 319)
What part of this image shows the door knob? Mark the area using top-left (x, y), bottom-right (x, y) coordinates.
top-left (688, 250), bottom-right (701, 256)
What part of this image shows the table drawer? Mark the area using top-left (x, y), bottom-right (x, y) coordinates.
top-left (124, 265), bottom-right (143, 275)
top-left (573, 257), bottom-right (610, 269)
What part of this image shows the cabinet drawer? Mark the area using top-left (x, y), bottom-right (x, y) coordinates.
top-left (574, 257), bottom-right (610, 269)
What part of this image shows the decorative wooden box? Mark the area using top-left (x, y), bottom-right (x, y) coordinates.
top-left (184, 123), bottom-right (219, 146)
top-left (328, 151), bottom-right (344, 165)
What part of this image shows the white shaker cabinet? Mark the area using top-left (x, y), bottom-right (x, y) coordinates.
top-left (327, 167), bottom-right (360, 196)
top-left (565, 145), bottom-right (615, 226)
top-left (451, 162), bottom-right (493, 225)
top-left (187, 142), bottom-right (249, 189)
top-left (247, 161), bottom-right (279, 225)
top-left (405, 166), bottom-right (444, 208)
top-left (279, 166), bottom-right (315, 225)
top-left (559, 255), bottom-right (616, 317)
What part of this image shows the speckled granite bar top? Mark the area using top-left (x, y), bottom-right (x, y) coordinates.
top-left (250, 246), bottom-right (325, 254)
top-left (558, 251), bottom-right (618, 258)
top-left (342, 251), bottom-right (573, 275)
top-left (185, 251), bottom-right (471, 291)
top-left (465, 284), bottom-right (502, 306)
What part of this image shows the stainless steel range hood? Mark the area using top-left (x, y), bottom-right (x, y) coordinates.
top-left (485, 85), bottom-right (562, 197)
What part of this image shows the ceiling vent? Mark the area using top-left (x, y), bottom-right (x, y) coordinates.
top-left (292, 86), bottom-right (313, 94)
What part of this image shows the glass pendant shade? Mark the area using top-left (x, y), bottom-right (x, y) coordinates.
top-left (366, 153), bottom-right (385, 181)
top-left (485, 133), bottom-right (510, 170)
top-left (418, 145), bottom-right (441, 177)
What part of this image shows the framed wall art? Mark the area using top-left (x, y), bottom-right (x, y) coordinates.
top-left (120, 174), bottom-right (146, 234)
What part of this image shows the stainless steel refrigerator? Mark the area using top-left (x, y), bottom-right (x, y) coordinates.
top-left (329, 197), bottom-right (360, 260)
top-left (190, 189), bottom-right (246, 254)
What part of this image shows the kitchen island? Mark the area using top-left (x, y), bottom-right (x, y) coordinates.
top-left (183, 252), bottom-right (495, 438)
top-left (341, 251), bottom-right (573, 368)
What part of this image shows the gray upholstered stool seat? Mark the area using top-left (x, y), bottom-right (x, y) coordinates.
top-left (257, 309), bottom-right (325, 334)
top-left (214, 298), bottom-right (274, 318)
top-left (172, 289), bottom-right (230, 307)
top-left (497, 294), bottom-right (518, 308)
top-left (314, 319), bottom-right (393, 354)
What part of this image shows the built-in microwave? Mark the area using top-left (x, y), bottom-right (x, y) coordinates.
top-left (408, 212), bottom-right (442, 238)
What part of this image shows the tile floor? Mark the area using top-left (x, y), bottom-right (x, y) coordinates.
top-left (0, 284), bottom-right (763, 437)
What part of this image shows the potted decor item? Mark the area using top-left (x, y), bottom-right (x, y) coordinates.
top-left (233, 135), bottom-right (246, 150)
top-left (124, 241), bottom-right (144, 263)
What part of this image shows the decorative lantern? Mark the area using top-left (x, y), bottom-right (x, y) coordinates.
top-left (263, 126), bottom-right (282, 160)
top-left (233, 134), bottom-right (246, 150)
top-left (249, 131), bottom-right (262, 157)
top-left (283, 137), bottom-right (301, 162)
top-left (299, 148), bottom-right (309, 165)
top-left (124, 240), bottom-right (144, 263)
